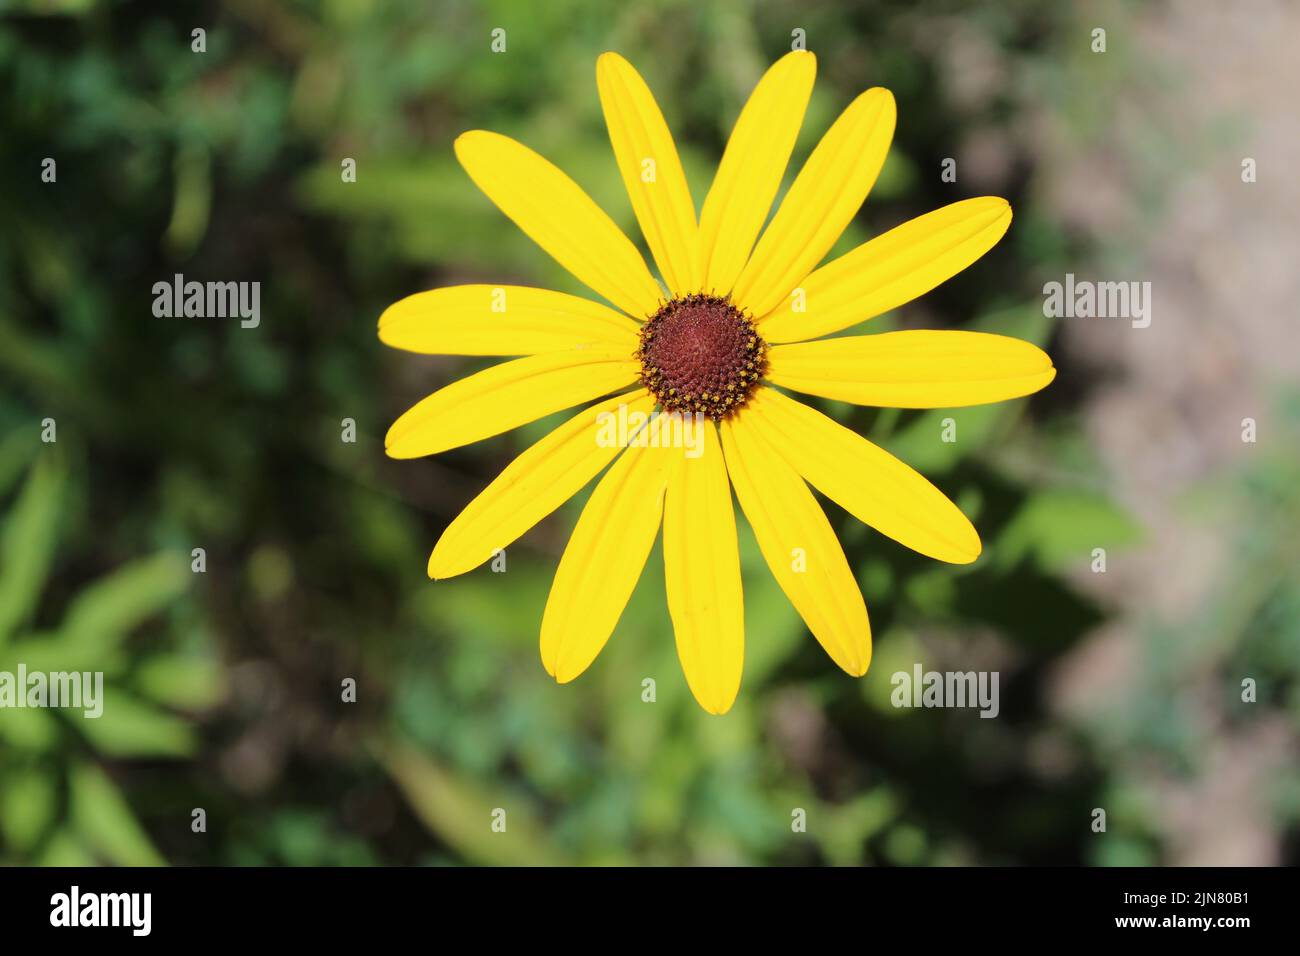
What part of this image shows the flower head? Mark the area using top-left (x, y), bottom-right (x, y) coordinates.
top-left (379, 50), bottom-right (1055, 714)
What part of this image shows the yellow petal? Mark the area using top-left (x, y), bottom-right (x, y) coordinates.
top-left (768, 330), bottom-right (1056, 407)
top-left (385, 348), bottom-right (638, 459)
top-left (743, 387), bottom-right (981, 564)
top-left (760, 197), bottom-right (1013, 343)
top-left (597, 53), bottom-right (700, 297)
top-left (429, 390), bottom-right (657, 578)
top-left (720, 415), bottom-right (870, 675)
top-left (697, 51), bottom-right (816, 297)
top-left (662, 420), bottom-right (744, 714)
top-left (454, 130), bottom-right (663, 318)
top-left (732, 88), bottom-right (895, 317)
top-left (379, 285), bottom-right (640, 356)
top-left (540, 440), bottom-right (674, 683)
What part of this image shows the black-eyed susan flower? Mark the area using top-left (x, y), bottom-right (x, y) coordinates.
top-left (379, 51), bottom-right (1055, 714)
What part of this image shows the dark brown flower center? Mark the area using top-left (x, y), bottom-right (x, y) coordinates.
top-left (636, 294), bottom-right (767, 421)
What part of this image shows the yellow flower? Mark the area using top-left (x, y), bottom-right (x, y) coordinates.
top-left (379, 51), bottom-right (1055, 714)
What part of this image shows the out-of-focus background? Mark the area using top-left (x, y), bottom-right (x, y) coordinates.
top-left (1, 0), bottom-right (1296, 866)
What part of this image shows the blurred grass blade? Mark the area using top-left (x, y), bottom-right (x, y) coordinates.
top-left (164, 140), bottom-right (212, 258)
top-left (69, 762), bottom-right (165, 866)
top-left (0, 451), bottom-right (67, 643)
top-left (375, 737), bottom-right (566, 866)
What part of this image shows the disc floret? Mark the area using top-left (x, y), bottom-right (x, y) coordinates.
top-left (636, 293), bottom-right (767, 421)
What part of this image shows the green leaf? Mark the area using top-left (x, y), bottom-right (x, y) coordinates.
top-left (969, 304), bottom-right (1055, 347)
top-left (903, 567), bottom-right (960, 612)
top-left (134, 655), bottom-right (225, 710)
top-left (814, 788), bottom-right (899, 866)
top-left (0, 765), bottom-right (58, 853)
top-left (0, 452), bottom-right (67, 643)
top-left (69, 762), bottom-right (165, 866)
top-left (0, 633), bottom-right (107, 674)
top-left (992, 489), bottom-right (1144, 572)
top-left (37, 828), bottom-right (97, 867)
top-left (77, 691), bottom-right (196, 758)
top-left (0, 704), bottom-right (60, 751)
top-left (60, 551), bottom-right (189, 657)
top-left (884, 403), bottom-right (1003, 473)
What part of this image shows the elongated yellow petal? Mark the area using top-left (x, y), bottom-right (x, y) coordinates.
top-left (385, 349), bottom-right (638, 459)
top-left (454, 130), bottom-right (663, 318)
top-left (697, 51), bottom-right (816, 297)
top-left (720, 415), bottom-right (870, 675)
top-left (379, 285), bottom-right (640, 356)
top-left (733, 88), bottom-right (895, 317)
top-left (743, 387), bottom-right (981, 564)
top-left (540, 440), bottom-right (674, 683)
top-left (760, 197), bottom-right (1013, 342)
top-left (768, 330), bottom-right (1056, 408)
top-left (597, 53), bottom-right (699, 298)
top-left (662, 421), bottom-right (744, 714)
top-left (429, 390), bottom-right (656, 578)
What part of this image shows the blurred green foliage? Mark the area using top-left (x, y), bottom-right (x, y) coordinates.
top-left (0, 436), bottom-right (220, 863)
top-left (1, 0), bottom-right (1293, 866)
